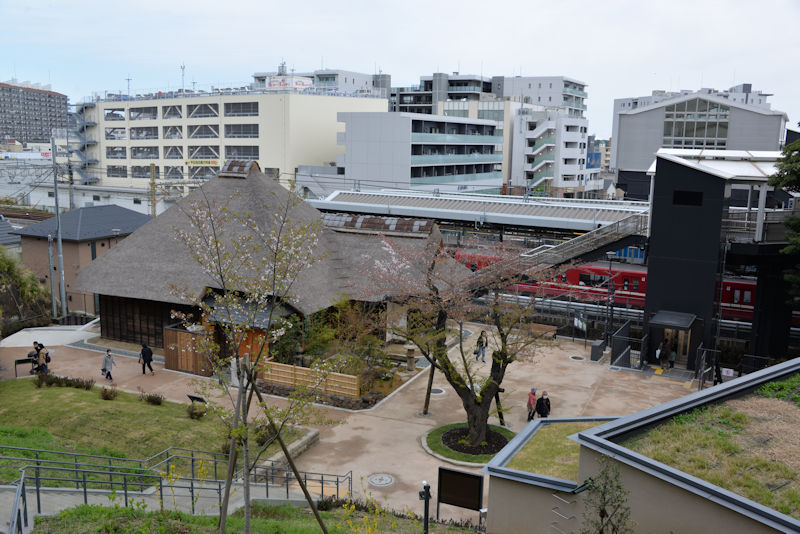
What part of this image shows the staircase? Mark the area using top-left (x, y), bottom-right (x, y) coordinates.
top-left (468, 212), bottom-right (649, 290)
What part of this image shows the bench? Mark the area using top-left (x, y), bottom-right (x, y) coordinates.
top-left (14, 357), bottom-right (36, 378)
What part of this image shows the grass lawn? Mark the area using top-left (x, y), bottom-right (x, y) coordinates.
top-left (0, 378), bottom-right (302, 484)
top-left (33, 501), bottom-right (475, 533)
top-left (622, 398), bottom-right (800, 519)
top-left (426, 423), bottom-right (516, 464)
top-left (505, 421), bottom-right (599, 481)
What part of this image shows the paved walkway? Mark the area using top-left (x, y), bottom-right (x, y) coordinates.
top-left (0, 324), bottom-right (696, 526)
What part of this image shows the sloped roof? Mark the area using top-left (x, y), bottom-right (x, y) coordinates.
top-left (74, 162), bottom-right (449, 315)
top-left (0, 219), bottom-right (20, 247)
top-left (12, 205), bottom-right (152, 241)
top-left (618, 92), bottom-right (788, 119)
top-left (650, 149), bottom-right (781, 183)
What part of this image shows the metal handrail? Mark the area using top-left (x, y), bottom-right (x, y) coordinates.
top-left (8, 474), bottom-right (27, 534)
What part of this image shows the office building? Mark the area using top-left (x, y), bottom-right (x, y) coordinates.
top-left (75, 88), bottom-right (388, 190)
top-left (251, 63), bottom-right (391, 98)
top-left (611, 89), bottom-right (786, 199)
top-left (0, 80), bottom-right (68, 144)
top-left (335, 111), bottom-right (502, 194)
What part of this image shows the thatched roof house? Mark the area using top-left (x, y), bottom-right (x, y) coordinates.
top-left (75, 161), bottom-right (443, 347)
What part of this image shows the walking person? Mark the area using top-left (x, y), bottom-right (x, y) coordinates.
top-left (527, 387), bottom-right (537, 422)
top-left (102, 349), bottom-right (116, 382)
top-left (475, 330), bottom-right (488, 363)
top-left (658, 338), bottom-right (670, 369)
top-left (535, 391), bottom-right (551, 419)
top-left (139, 343), bottom-right (154, 375)
top-left (35, 343), bottom-right (49, 374)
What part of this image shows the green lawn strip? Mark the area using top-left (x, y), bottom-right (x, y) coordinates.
top-left (33, 502), bottom-right (475, 533)
top-left (505, 421), bottom-right (599, 481)
top-left (0, 378), bottom-right (302, 487)
top-left (757, 373), bottom-right (800, 407)
top-left (623, 403), bottom-right (800, 519)
top-left (426, 423), bottom-right (516, 464)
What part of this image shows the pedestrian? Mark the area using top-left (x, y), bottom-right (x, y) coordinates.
top-left (139, 343), bottom-right (154, 375)
top-left (102, 349), bottom-right (116, 381)
top-left (535, 390), bottom-right (551, 419)
top-left (475, 330), bottom-right (488, 363)
top-left (527, 387), bottom-right (537, 422)
top-left (35, 343), bottom-right (49, 374)
top-left (658, 338), bottom-right (670, 369)
top-left (669, 342), bottom-right (677, 369)
top-left (28, 341), bottom-right (39, 374)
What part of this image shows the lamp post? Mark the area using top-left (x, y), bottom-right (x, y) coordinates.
top-left (605, 251), bottom-right (616, 346)
top-left (419, 480), bottom-right (431, 534)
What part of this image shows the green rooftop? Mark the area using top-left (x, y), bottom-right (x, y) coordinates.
top-left (506, 421), bottom-right (600, 481)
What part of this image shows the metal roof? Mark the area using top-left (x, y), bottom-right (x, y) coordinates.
top-left (308, 190), bottom-right (649, 232)
top-left (650, 149), bottom-right (781, 182)
top-left (13, 204), bottom-right (152, 241)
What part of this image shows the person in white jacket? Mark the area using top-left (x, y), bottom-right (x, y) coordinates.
top-left (102, 349), bottom-right (117, 381)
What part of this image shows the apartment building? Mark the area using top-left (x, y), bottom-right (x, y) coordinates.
top-left (75, 89), bottom-right (388, 190)
top-left (0, 80), bottom-right (68, 144)
top-left (509, 108), bottom-right (601, 198)
top-left (611, 90), bottom-right (786, 199)
top-left (391, 73), bottom-right (588, 120)
top-left (251, 64), bottom-right (391, 98)
top-left (335, 112), bottom-right (502, 193)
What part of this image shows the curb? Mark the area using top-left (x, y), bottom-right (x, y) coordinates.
top-left (266, 428), bottom-right (320, 465)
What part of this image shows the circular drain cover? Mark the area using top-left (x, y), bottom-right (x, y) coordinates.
top-left (430, 387), bottom-right (445, 395)
top-left (368, 473), bottom-right (395, 487)
top-left (570, 355), bottom-right (586, 361)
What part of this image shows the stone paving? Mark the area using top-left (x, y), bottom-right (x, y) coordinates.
top-left (0, 323), bottom-right (697, 528)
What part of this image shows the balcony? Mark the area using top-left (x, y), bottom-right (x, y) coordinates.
top-left (526, 136), bottom-right (556, 154)
top-left (447, 86), bottom-right (483, 93)
top-left (411, 171), bottom-right (502, 185)
top-left (564, 101), bottom-right (587, 110)
top-left (563, 87), bottom-right (588, 98)
top-left (411, 133), bottom-right (503, 144)
top-left (410, 153), bottom-right (503, 165)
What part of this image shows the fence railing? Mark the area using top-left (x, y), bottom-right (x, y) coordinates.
top-left (8, 475), bottom-right (27, 534)
top-left (260, 361), bottom-right (361, 399)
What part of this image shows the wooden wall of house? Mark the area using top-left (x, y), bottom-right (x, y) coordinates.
top-left (99, 294), bottom-right (195, 348)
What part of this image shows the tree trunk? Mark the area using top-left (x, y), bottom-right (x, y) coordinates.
top-left (421, 364), bottom-right (435, 415)
top-left (461, 389), bottom-right (494, 447)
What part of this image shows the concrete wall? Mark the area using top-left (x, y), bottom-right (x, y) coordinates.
top-left (487, 476), bottom-right (578, 534)
top-left (727, 108), bottom-right (785, 151)
top-left (21, 235), bottom-right (123, 314)
top-left (615, 107), bottom-right (665, 172)
top-left (338, 112), bottom-right (411, 190)
top-left (576, 447), bottom-right (782, 534)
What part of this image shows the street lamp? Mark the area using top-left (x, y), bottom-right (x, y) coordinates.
top-left (419, 480), bottom-right (432, 534)
top-left (605, 251), bottom-right (616, 346)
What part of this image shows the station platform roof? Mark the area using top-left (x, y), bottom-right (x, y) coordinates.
top-left (307, 190), bottom-right (650, 232)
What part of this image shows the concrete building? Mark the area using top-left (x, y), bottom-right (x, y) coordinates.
top-left (0, 80), bottom-right (68, 145)
top-left (252, 64), bottom-right (391, 98)
top-left (335, 112), bottom-right (502, 194)
top-left (509, 108), bottom-right (602, 198)
top-left (13, 205), bottom-right (151, 314)
top-left (74, 89), bottom-right (388, 190)
top-left (391, 73), bottom-right (588, 119)
top-left (611, 92), bottom-right (786, 199)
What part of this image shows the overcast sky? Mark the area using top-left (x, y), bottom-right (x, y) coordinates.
top-left (3, 0), bottom-right (798, 138)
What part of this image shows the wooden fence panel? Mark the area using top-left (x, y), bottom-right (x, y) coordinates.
top-left (260, 361), bottom-right (361, 399)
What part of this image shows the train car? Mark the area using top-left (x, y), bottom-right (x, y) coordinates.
top-left (454, 248), bottom-right (797, 326)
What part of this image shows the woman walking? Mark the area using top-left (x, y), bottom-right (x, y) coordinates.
top-left (527, 387), bottom-right (537, 422)
top-left (475, 331), bottom-right (488, 363)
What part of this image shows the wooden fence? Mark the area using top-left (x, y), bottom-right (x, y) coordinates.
top-left (163, 323), bottom-right (213, 377)
top-left (260, 361), bottom-right (361, 399)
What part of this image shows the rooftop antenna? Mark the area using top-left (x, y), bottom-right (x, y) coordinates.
top-left (125, 76), bottom-right (132, 97)
top-left (180, 63), bottom-right (185, 93)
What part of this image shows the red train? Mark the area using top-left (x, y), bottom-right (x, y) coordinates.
top-left (454, 249), bottom-right (794, 325)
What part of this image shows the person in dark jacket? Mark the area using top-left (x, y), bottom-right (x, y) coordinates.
top-left (139, 343), bottom-right (154, 375)
top-left (535, 391), bottom-right (551, 418)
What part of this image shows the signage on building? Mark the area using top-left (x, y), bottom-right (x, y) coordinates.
top-left (587, 152), bottom-right (602, 169)
top-left (185, 159), bottom-right (219, 166)
top-left (265, 76), bottom-right (313, 90)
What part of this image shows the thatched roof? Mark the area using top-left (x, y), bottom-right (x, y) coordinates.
top-left (74, 162), bottom-right (446, 315)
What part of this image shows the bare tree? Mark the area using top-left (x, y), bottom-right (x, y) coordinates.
top-left (174, 187), bottom-right (332, 533)
top-left (366, 233), bottom-right (554, 447)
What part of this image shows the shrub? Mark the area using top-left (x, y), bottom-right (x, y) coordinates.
top-left (32, 374), bottom-right (94, 390)
top-left (186, 402), bottom-right (207, 420)
top-left (138, 389), bottom-right (164, 405)
top-left (100, 387), bottom-right (117, 401)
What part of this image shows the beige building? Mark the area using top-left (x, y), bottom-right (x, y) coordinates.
top-left (13, 205), bottom-right (151, 314)
top-left (76, 91), bottom-right (387, 189)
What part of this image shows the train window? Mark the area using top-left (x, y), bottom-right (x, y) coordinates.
top-left (579, 273), bottom-right (606, 286)
top-left (561, 274), bottom-right (567, 282)
top-left (733, 289), bottom-right (741, 304)
top-left (623, 279), bottom-right (629, 290)
top-left (632, 279), bottom-right (639, 291)
top-left (743, 290), bottom-right (752, 304)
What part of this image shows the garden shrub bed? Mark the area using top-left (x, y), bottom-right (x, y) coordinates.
top-left (257, 380), bottom-right (386, 410)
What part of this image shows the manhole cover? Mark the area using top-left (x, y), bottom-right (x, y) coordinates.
top-left (367, 473), bottom-right (395, 487)
top-left (570, 355), bottom-right (586, 361)
top-left (430, 388), bottom-right (445, 395)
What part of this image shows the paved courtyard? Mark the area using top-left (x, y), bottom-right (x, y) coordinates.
top-left (0, 324), bottom-right (696, 524)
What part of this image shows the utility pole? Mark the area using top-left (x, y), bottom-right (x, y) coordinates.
top-left (47, 235), bottom-right (57, 317)
top-left (67, 162), bottom-right (74, 209)
top-left (180, 63), bottom-right (185, 93)
top-left (50, 134), bottom-right (67, 317)
top-left (126, 76), bottom-right (132, 97)
top-left (149, 163), bottom-right (157, 217)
